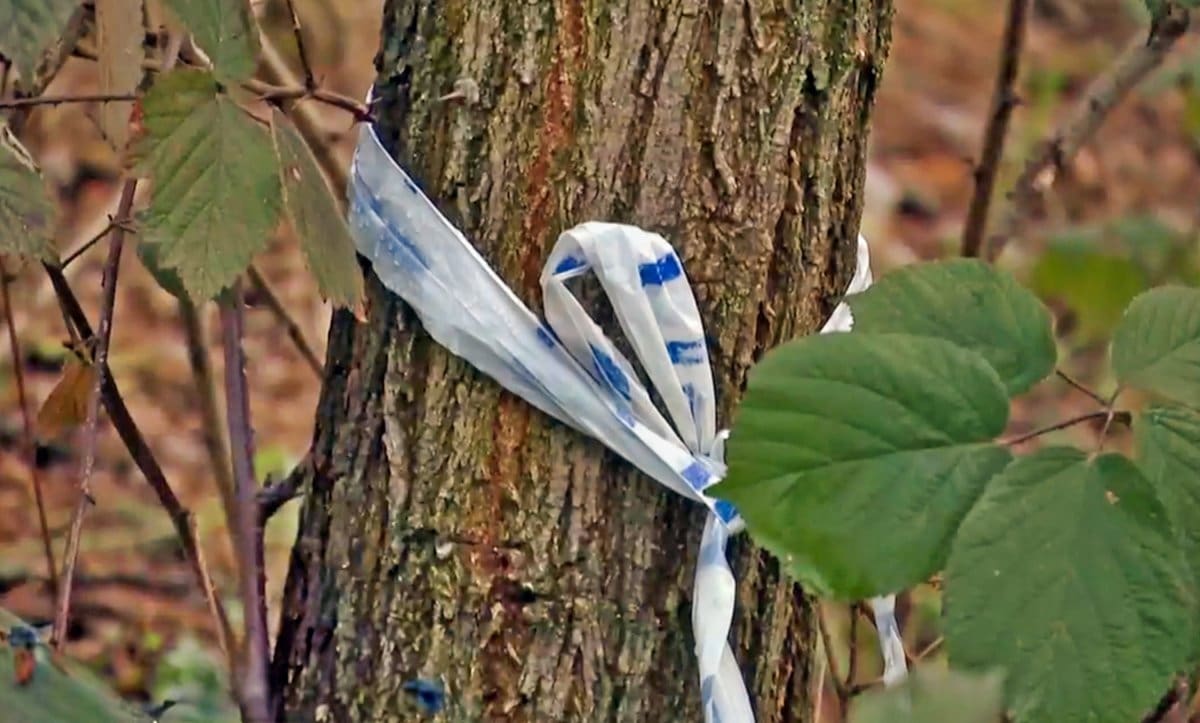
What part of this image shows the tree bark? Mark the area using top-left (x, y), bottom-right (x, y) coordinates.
top-left (273, 0), bottom-right (892, 720)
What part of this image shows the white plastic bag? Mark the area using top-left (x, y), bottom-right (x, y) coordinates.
top-left (347, 117), bottom-right (906, 722)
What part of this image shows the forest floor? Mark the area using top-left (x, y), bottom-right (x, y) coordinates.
top-left (0, 0), bottom-right (1197, 718)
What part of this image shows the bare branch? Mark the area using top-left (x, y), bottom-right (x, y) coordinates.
top-left (258, 455), bottom-right (308, 525)
top-left (1, 262), bottom-right (58, 603)
top-left (283, 0), bottom-right (316, 91)
top-left (60, 217), bottom-right (134, 269)
top-left (986, 3), bottom-right (1191, 261)
top-left (245, 80), bottom-right (374, 122)
top-left (186, 512), bottom-right (232, 661)
top-left (179, 297), bottom-right (237, 527)
top-left (1055, 368), bottom-right (1108, 407)
top-left (815, 600), bottom-right (849, 713)
top-left (247, 265), bottom-right (323, 377)
top-left (961, 0), bottom-right (1031, 257)
top-left (220, 280), bottom-right (271, 723)
top-left (0, 92), bottom-right (139, 110)
top-left (52, 179), bottom-right (135, 650)
top-left (255, 31), bottom-right (349, 199)
top-left (41, 260), bottom-right (235, 659)
top-left (1003, 409), bottom-right (1131, 447)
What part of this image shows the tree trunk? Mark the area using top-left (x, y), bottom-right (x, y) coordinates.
top-left (273, 0), bottom-right (892, 720)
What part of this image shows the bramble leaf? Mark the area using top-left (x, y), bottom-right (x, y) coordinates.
top-left (161, 0), bottom-right (259, 82)
top-left (270, 109), bottom-right (362, 308)
top-left (1111, 286), bottom-right (1200, 406)
top-left (132, 69), bottom-right (282, 300)
top-left (0, 128), bottom-right (55, 261)
top-left (945, 448), bottom-right (1192, 723)
top-left (0, 0), bottom-right (77, 82)
top-left (1136, 404), bottom-right (1200, 631)
top-left (847, 259), bottom-right (1056, 396)
top-left (849, 667), bottom-right (1005, 723)
top-left (714, 332), bottom-right (1012, 599)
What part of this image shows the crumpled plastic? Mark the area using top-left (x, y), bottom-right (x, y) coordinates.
top-left (346, 116), bottom-right (907, 722)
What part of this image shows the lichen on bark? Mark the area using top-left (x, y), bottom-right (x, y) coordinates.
top-left (273, 0), bottom-right (892, 721)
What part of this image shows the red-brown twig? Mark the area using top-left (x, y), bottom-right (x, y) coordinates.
top-left (60, 217), bottom-right (134, 269)
top-left (243, 79), bottom-right (373, 123)
top-left (0, 92), bottom-right (139, 109)
top-left (220, 280), bottom-right (270, 723)
top-left (0, 77), bottom-right (372, 122)
top-left (961, 0), bottom-right (1032, 257)
top-left (51, 179), bottom-right (135, 649)
top-left (1, 263), bottom-right (58, 602)
top-left (246, 265), bottom-right (323, 377)
top-left (986, 2), bottom-right (1191, 261)
top-left (1003, 410), bottom-right (1131, 447)
top-left (1055, 368), bottom-right (1108, 407)
top-left (41, 261), bottom-right (235, 657)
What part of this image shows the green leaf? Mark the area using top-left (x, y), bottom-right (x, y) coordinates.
top-left (135, 240), bottom-right (188, 301)
top-left (0, 127), bottom-right (55, 261)
top-left (132, 69), bottom-right (283, 301)
top-left (847, 259), bottom-right (1056, 396)
top-left (162, 0), bottom-right (259, 82)
top-left (714, 332), bottom-right (1013, 599)
top-left (0, 608), bottom-right (138, 722)
top-left (944, 448), bottom-right (1192, 723)
top-left (849, 667), bottom-right (1005, 723)
top-left (0, 0), bottom-right (77, 81)
top-left (1111, 286), bottom-right (1200, 406)
top-left (269, 109), bottom-right (362, 308)
top-left (1136, 405), bottom-right (1200, 618)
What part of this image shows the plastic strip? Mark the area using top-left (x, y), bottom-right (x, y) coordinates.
top-left (346, 113), bottom-right (906, 721)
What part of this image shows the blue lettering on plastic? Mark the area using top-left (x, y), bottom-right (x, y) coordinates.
top-left (681, 461), bottom-right (711, 490)
top-left (590, 344), bottom-right (632, 401)
top-left (682, 383), bottom-right (698, 420)
top-left (638, 253), bottom-right (683, 286)
top-left (667, 339), bottom-right (705, 365)
top-left (713, 499), bottom-right (739, 525)
top-left (351, 171), bottom-right (430, 271)
top-left (536, 325), bottom-right (559, 348)
top-left (554, 255), bottom-right (587, 275)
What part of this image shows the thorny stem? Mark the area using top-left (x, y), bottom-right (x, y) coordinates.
top-left (961, 0), bottom-right (1031, 258)
top-left (41, 260), bottom-right (235, 662)
top-left (1, 263), bottom-right (58, 603)
top-left (283, 0), bottom-right (316, 91)
top-left (220, 280), bottom-right (271, 723)
top-left (986, 2), bottom-right (1191, 261)
top-left (0, 92), bottom-right (138, 109)
top-left (59, 217), bottom-right (133, 269)
top-left (256, 30), bottom-right (349, 197)
top-left (247, 265), bottom-right (323, 377)
top-left (51, 179), bottom-right (135, 650)
top-left (1004, 409), bottom-right (1131, 447)
top-left (0, 79), bottom-right (372, 122)
top-left (1055, 368), bottom-right (1108, 407)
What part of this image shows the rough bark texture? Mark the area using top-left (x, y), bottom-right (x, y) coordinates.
top-left (274, 0), bottom-right (892, 720)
